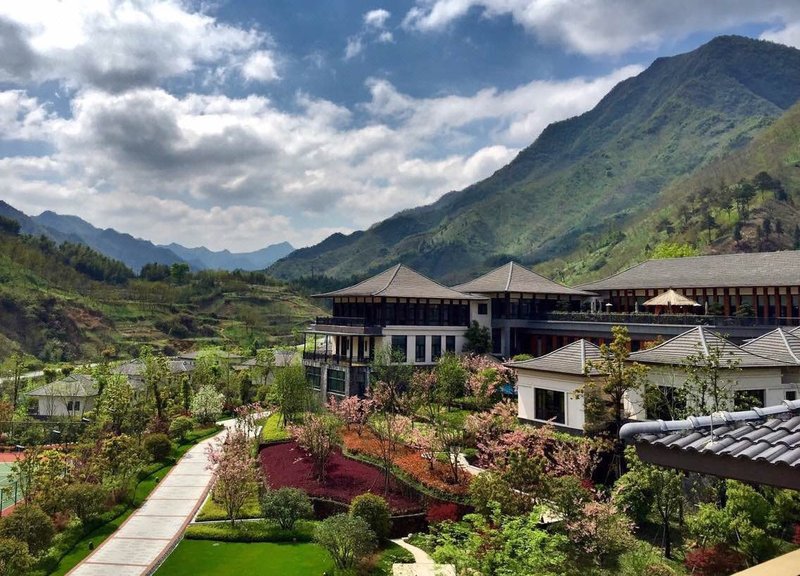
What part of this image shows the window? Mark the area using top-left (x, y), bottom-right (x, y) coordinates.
top-left (646, 386), bottom-right (685, 421)
top-left (306, 366), bottom-right (321, 390)
top-left (66, 400), bottom-right (81, 412)
top-left (445, 335), bottom-right (456, 353)
top-left (415, 335), bottom-right (426, 362)
top-left (534, 388), bottom-right (565, 424)
top-left (787, 390), bottom-right (797, 401)
top-left (478, 303), bottom-right (488, 315)
top-left (391, 335), bottom-right (408, 359)
top-left (431, 336), bottom-right (442, 361)
top-left (734, 389), bottom-right (765, 410)
top-left (328, 369), bottom-right (346, 395)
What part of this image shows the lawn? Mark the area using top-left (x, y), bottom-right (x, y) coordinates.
top-left (259, 412), bottom-right (291, 443)
top-left (154, 540), bottom-right (335, 576)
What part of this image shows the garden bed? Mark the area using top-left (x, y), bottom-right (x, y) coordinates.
top-left (259, 440), bottom-right (423, 513)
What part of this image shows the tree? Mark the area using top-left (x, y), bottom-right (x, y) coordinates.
top-left (468, 471), bottom-right (530, 517)
top-left (1, 353), bottom-right (24, 414)
top-left (191, 385), bottom-right (224, 424)
top-left (98, 375), bottom-right (133, 435)
top-left (0, 504), bottom-right (54, 555)
top-left (314, 514), bottom-right (377, 570)
top-left (291, 413), bottom-right (340, 481)
top-left (207, 429), bottom-right (259, 527)
top-left (64, 482), bottom-right (108, 528)
top-left (260, 487), bottom-right (313, 530)
top-left (327, 395), bottom-right (374, 436)
top-left (142, 348), bottom-right (169, 422)
top-left (616, 447), bottom-right (684, 558)
top-left (350, 493), bottom-right (391, 541)
top-left (169, 415), bottom-right (194, 442)
top-left (564, 500), bottom-right (635, 569)
top-left (170, 262), bottom-right (190, 284)
top-left (96, 434), bottom-right (144, 502)
top-left (683, 342), bottom-right (740, 415)
top-left (650, 242), bottom-right (699, 259)
top-left (463, 320), bottom-right (491, 354)
top-left (270, 365), bottom-right (312, 426)
top-left (143, 433), bottom-right (172, 462)
top-left (0, 537), bottom-right (33, 576)
top-left (435, 352), bottom-right (468, 402)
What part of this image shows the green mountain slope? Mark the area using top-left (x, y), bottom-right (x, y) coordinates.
top-left (269, 36), bottom-right (800, 284)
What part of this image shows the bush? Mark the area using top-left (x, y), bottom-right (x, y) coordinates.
top-left (314, 514), bottom-right (377, 570)
top-left (185, 519), bottom-right (315, 542)
top-left (169, 416), bottom-right (195, 442)
top-left (350, 493), bottom-right (391, 542)
top-left (0, 537), bottom-right (33, 576)
top-left (469, 471), bottom-right (529, 517)
top-left (260, 487), bottom-right (313, 530)
top-left (64, 482), bottom-right (108, 526)
top-left (143, 433), bottom-right (173, 462)
top-left (684, 544), bottom-right (748, 576)
top-left (0, 504), bottom-right (54, 555)
top-left (426, 501), bottom-right (461, 525)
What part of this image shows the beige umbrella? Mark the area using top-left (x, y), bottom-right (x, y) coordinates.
top-left (643, 288), bottom-right (701, 313)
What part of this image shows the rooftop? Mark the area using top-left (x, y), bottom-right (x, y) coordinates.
top-left (113, 358), bottom-right (195, 376)
top-left (506, 339), bottom-right (602, 375)
top-left (453, 261), bottom-right (593, 296)
top-left (26, 373), bottom-right (98, 397)
top-left (314, 264), bottom-right (482, 300)
top-left (578, 250), bottom-right (800, 291)
top-left (628, 326), bottom-right (788, 368)
top-left (741, 328), bottom-right (800, 365)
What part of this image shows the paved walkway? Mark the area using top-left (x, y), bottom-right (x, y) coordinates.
top-left (68, 420), bottom-right (237, 576)
top-left (391, 538), bottom-right (456, 576)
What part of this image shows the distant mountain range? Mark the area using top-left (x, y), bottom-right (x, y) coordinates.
top-left (268, 36), bottom-right (800, 284)
top-left (0, 201), bottom-right (293, 273)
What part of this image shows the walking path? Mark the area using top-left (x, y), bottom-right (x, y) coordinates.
top-left (67, 419), bottom-right (238, 576)
top-left (390, 538), bottom-right (456, 576)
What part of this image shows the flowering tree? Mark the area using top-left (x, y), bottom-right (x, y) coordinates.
top-left (206, 429), bottom-right (258, 527)
top-left (291, 413), bottom-right (341, 482)
top-left (369, 391), bottom-right (412, 493)
top-left (565, 500), bottom-right (635, 568)
top-left (461, 354), bottom-right (516, 410)
top-left (234, 402), bottom-right (262, 437)
top-left (327, 396), bottom-right (374, 436)
top-left (191, 385), bottom-right (224, 424)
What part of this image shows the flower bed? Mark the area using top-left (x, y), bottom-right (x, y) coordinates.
top-left (259, 440), bottom-right (422, 513)
top-left (342, 429), bottom-right (470, 496)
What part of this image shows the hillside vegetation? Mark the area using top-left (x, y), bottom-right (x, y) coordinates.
top-left (268, 36), bottom-right (800, 285)
top-left (0, 222), bottom-right (324, 363)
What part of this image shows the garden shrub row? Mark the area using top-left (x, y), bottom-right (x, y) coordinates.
top-left (185, 520), bottom-right (315, 543)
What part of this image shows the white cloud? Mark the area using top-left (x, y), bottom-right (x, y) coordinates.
top-left (403, 0), bottom-right (800, 56)
top-left (0, 0), bottom-right (265, 91)
top-left (364, 9), bottom-right (391, 29)
top-left (345, 8), bottom-right (394, 60)
top-left (345, 36), bottom-right (364, 60)
top-left (762, 21), bottom-right (800, 48)
top-left (242, 50), bottom-right (279, 83)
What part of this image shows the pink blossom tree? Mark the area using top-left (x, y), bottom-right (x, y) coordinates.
top-left (206, 429), bottom-right (259, 527)
top-left (327, 396), bottom-right (374, 436)
top-left (291, 413), bottom-right (341, 482)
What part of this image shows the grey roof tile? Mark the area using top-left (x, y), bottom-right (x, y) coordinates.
top-left (453, 261), bottom-right (593, 296)
top-left (506, 339), bottom-right (603, 375)
top-left (578, 250), bottom-right (800, 291)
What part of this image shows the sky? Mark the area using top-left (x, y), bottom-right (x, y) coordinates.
top-left (1, 1), bottom-right (800, 252)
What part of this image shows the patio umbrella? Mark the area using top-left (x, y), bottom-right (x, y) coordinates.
top-left (643, 288), bottom-right (701, 313)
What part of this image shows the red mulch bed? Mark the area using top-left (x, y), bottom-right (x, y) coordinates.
top-left (260, 441), bottom-right (423, 514)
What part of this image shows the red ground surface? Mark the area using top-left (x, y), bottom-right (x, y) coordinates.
top-left (260, 441), bottom-right (423, 513)
top-left (0, 453), bottom-right (22, 463)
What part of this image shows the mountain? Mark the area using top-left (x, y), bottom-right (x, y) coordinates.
top-left (268, 36), bottom-right (800, 284)
top-left (162, 241), bottom-right (294, 271)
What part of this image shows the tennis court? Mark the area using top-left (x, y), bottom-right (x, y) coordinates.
top-left (0, 456), bottom-right (23, 511)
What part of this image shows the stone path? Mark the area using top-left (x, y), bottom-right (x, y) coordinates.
top-left (391, 538), bottom-right (456, 576)
top-left (67, 420), bottom-right (237, 576)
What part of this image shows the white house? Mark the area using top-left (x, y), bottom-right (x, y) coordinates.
top-left (26, 374), bottom-right (98, 418)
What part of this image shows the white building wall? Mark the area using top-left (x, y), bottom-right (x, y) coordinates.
top-left (516, 370), bottom-right (585, 431)
top-left (470, 299), bottom-right (492, 330)
top-left (380, 325), bottom-right (469, 364)
top-left (36, 396), bottom-right (95, 418)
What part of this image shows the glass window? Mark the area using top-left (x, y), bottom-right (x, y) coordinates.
top-left (787, 390), bottom-right (797, 401)
top-left (67, 401), bottom-right (80, 412)
top-left (306, 366), bottom-right (321, 390)
top-left (734, 389), bottom-right (765, 410)
top-left (415, 335), bottom-right (426, 362)
top-left (328, 369), bottom-right (346, 395)
top-left (445, 335), bottom-right (456, 353)
top-left (391, 335), bottom-right (407, 359)
top-left (646, 386), bottom-right (685, 421)
top-left (431, 336), bottom-right (442, 361)
top-left (478, 303), bottom-right (488, 315)
top-left (534, 388), bottom-right (565, 424)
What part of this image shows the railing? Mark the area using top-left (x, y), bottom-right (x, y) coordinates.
top-left (314, 316), bottom-right (369, 326)
top-left (543, 312), bottom-right (800, 327)
top-left (302, 351), bottom-right (371, 364)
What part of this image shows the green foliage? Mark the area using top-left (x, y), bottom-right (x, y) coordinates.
top-left (260, 487), bottom-right (314, 531)
top-left (98, 375), bottom-right (133, 434)
top-left (269, 365), bottom-right (312, 426)
top-left (463, 320), bottom-right (491, 354)
top-left (169, 416), bottom-right (195, 441)
top-left (0, 537), bottom-right (34, 576)
top-left (191, 385), bottom-right (224, 424)
top-left (313, 513), bottom-right (377, 570)
top-left (468, 471), bottom-right (530, 517)
top-left (650, 242), bottom-right (699, 259)
top-left (143, 433), bottom-right (173, 463)
top-left (64, 482), bottom-right (109, 527)
top-left (0, 503), bottom-right (54, 555)
top-left (349, 493), bottom-right (391, 542)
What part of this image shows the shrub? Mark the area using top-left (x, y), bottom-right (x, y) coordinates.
top-left (143, 433), bottom-right (173, 463)
top-left (350, 493), bottom-right (391, 541)
top-left (260, 487), bottom-right (313, 530)
top-left (169, 416), bottom-right (195, 442)
top-left (426, 501), bottom-right (461, 525)
top-left (64, 482), bottom-right (108, 526)
top-left (0, 504), bottom-right (54, 555)
top-left (684, 545), bottom-right (748, 576)
top-left (314, 514), bottom-right (377, 570)
top-left (0, 537), bottom-right (33, 576)
top-left (469, 471), bottom-right (529, 517)
top-left (192, 385), bottom-right (224, 424)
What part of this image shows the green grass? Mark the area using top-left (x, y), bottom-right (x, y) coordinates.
top-left (185, 519), bottom-right (315, 542)
top-left (154, 540), bottom-right (335, 576)
top-left (195, 493), bottom-right (261, 522)
top-left (260, 412), bottom-right (291, 443)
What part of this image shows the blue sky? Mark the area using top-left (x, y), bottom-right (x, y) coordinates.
top-left (1, 1), bottom-right (799, 251)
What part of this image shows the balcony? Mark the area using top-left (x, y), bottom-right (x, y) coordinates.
top-left (543, 311), bottom-right (799, 328)
top-left (309, 317), bottom-right (382, 335)
top-left (302, 351), bottom-right (371, 365)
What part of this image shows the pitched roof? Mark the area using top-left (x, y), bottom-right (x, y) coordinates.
top-left (741, 328), bottom-right (800, 365)
top-left (619, 401), bottom-right (800, 489)
top-left (578, 250), bottom-right (800, 291)
top-left (506, 339), bottom-right (603, 375)
top-left (315, 264), bottom-right (482, 300)
top-left (628, 326), bottom-right (788, 368)
top-left (113, 358), bottom-right (195, 376)
top-left (26, 374), bottom-right (98, 398)
top-left (452, 261), bottom-right (593, 296)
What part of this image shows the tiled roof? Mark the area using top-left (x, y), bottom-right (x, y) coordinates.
top-left (315, 264), bottom-right (482, 300)
top-left (741, 328), bottom-right (800, 365)
top-left (452, 261), bottom-right (593, 296)
top-left (628, 326), bottom-right (788, 368)
top-left (506, 339), bottom-right (603, 375)
top-left (113, 359), bottom-right (195, 376)
top-left (578, 250), bottom-right (800, 291)
top-left (620, 400), bottom-right (800, 469)
top-left (26, 373), bottom-right (98, 397)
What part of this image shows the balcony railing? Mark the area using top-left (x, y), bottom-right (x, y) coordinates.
top-left (314, 316), bottom-right (370, 327)
top-left (302, 351), bottom-right (372, 365)
top-left (543, 312), bottom-right (800, 327)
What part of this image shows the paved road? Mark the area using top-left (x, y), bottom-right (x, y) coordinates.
top-left (67, 420), bottom-right (236, 576)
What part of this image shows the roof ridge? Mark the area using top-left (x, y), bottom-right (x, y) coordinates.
top-left (376, 263), bottom-right (403, 295)
top-left (505, 262), bottom-right (514, 292)
top-left (697, 326), bottom-right (709, 356)
top-left (778, 329), bottom-right (800, 364)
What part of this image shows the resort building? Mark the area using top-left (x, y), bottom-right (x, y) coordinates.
top-left (26, 373), bottom-right (98, 418)
top-left (303, 264), bottom-right (488, 398)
